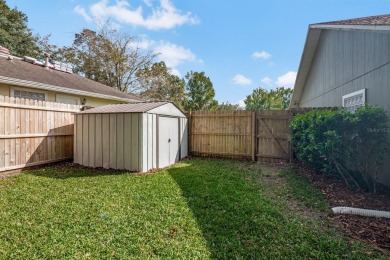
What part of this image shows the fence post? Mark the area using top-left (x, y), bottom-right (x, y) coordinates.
top-left (188, 111), bottom-right (191, 157)
top-left (289, 110), bottom-right (293, 163)
top-left (251, 111), bottom-right (256, 161)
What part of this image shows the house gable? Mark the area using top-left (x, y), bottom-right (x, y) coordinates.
top-left (292, 14), bottom-right (390, 109)
top-left (297, 29), bottom-right (390, 110)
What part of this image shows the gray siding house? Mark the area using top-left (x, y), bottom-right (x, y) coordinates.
top-left (291, 14), bottom-right (390, 186)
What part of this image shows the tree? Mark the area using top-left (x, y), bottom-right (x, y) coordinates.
top-left (136, 61), bottom-right (185, 108)
top-left (216, 102), bottom-right (243, 111)
top-left (271, 87), bottom-right (293, 109)
top-left (244, 87), bottom-right (293, 110)
top-left (0, 0), bottom-right (39, 57)
top-left (244, 87), bottom-right (270, 110)
top-left (67, 25), bottom-right (157, 92)
top-left (35, 34), bottom-right (70, 61)
top-left (184, 71), bottom-right (218, 111)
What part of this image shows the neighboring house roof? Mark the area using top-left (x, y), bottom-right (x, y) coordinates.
top-left (0, 56), bottom-right (142, 103)
top-left (77, 102), bottom-right (169, 114)
top-left (291, 14), bottom-right (390, 108)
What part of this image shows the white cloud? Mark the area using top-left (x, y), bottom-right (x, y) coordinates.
top-left (232, 74), bottom-right (252, 85)
top-left (129, 35), bottom-right (156, 50)
top-left (154, 41), bottom-right (196, 68)
top-left (170, 68), bottom-right (182, 77)
top-left (136, 39), bottom-right (155, 50)
top-left (83, 0), bottom-right (198, 30)
top-left (143, 0), bottom-right (153, 7)
top-left (74, 5), bottom-right (93, 23)
top-left (129, 38), bottom-right (197, 77)
top-left (275, 71), bottom-right (297, 87)
top-left (261, 76), bottom-right (273, 86)
top-left (252, 51), bottom-right (271, 59)
top-left (237, 99), bottom-right (246, 108)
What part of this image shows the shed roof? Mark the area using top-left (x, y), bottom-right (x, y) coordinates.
top-left (76, 102), bottom-right (170, 114)
top-left (0, 56), bottom-right (142, 103)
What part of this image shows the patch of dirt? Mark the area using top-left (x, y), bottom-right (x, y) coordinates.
top-left (244, 161), bottom-right (390, 253)
top-left (248, 163), bottom-right (328, 223)
top-left (296, 163), bottom-right (390, 252)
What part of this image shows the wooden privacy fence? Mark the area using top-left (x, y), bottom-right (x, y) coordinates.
top-left (189, 111), bottom-right (254, 159)
top-left (0, 95), bottom-right (81, 172)
top-left (188, 110), bottom-right (294, 162)
top-left (255, 110), bottom-right (292, 162)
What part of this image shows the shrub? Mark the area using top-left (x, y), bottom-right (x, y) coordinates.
top-left (290, 106), bottom-right (389, 191)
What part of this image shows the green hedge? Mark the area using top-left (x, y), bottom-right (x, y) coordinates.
top-left (290, 106), bottom-right (389, 191)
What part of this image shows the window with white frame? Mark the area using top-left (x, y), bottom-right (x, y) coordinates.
top-left (11, 87), bottom-right (47, 101)
top-left (342, 89), bottom-right (365, 113)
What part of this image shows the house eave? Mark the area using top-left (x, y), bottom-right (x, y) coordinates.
top-left (290, 27), bottom-right (322, 108)
top-left (290, 23), bottom-right (390, 109)
top-left (310, 24), bottom-right (390, 32)
top-left (0, 75), bottom-right (140, 103)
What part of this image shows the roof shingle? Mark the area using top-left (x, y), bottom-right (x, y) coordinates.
top-left (317, 14), bottom-right (390, 26)
top-left (0, 56), bottom-right (143, 101)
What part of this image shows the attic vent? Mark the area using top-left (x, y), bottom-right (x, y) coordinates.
top-left (343, 89), bottom-right (365, 113)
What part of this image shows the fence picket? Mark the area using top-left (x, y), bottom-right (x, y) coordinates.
top-left (0, 95), bottom-right (81, 172)
top-left (188, 110), bottom-right (293, 162)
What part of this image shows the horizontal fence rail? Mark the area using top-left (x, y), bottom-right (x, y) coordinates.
top-left (255, 110), bottom-right (292, 163)
top-left (188, 110), bottom-right (295, 162)
top-left (0, 94), bottom-right (327, 172)
top-left (188, 111), bottom-right (254, 160)
top-left (0, 95), bottom-right (81, 172)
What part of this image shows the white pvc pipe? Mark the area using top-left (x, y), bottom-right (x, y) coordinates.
top-left (332, 206), bottom-right (390, 219)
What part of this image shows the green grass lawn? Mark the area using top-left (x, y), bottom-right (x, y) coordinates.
top-left (0, 158), bottom-right (382, 259)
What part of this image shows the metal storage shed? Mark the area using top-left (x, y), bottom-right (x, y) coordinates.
top-left (73, 102), bottom-right (188, 172)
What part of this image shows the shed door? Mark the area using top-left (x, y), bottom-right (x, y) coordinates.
top-left (158, 116), bottom-right (179, 168)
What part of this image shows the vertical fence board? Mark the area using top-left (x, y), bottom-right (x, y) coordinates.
top-left (189, 111), bottom-right (253, 159)
top-left (188, 110), bottom-right (293, 162)
top-left (0, 95), bottom-right (81, 172)
top-left (255, 110), bottom-right (293, 163)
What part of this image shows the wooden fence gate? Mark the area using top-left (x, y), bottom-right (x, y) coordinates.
top-left (255, 110), bottom-right (292, 162)
top-left (188, 110), bottom-right (293, 162)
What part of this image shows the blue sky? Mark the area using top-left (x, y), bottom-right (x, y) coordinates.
top-left (6, 0), bottom-right (390, 105)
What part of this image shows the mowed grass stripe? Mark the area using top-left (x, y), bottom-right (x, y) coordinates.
top-left (0, 158), bottom-right (379, 259)
top-left (0, 167), bottom-right (209, 259)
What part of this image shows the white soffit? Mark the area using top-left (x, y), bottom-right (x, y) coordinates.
top-left (311, 24), bottom-right (390, 32)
